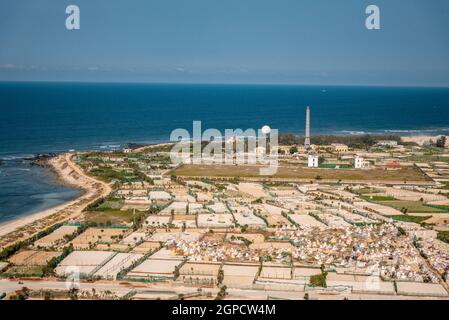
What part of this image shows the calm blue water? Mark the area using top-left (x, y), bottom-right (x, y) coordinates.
top-left (1, 82), bottom-right (449, 223)
top-left (0, 159), bottom-right (80, 223)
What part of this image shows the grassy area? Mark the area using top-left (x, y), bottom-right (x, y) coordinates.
top-left (353, 188), bottom-right (383, 195)
top-left (172, 164), bottom-right (431, 182)
top-left (406, 154), bottom-right (449, 164)
top-left (391, 215), bottom-right (432, 224)
top-left (90, 167), bottom-right (132, 183)
top-left (378, 200), bottom-right (447, 213)
top-left (437, 231), bottom-right (449, 244)
top-left (84, 209), bottom-right (143, 226)
top-left (425, 205), bottom-right (449, 212)
top-left (309, 272), bottom-right (327, 288)
top-left (2, 265), bottom-right (45, 277)
top-left (360, 195), bottom-right (396, 201)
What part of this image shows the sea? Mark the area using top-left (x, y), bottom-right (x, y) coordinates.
top-left (1, 82), bottom-right (449, 223)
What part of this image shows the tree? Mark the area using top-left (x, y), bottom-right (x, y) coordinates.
top-left (68, 288), bottom-right (78, 300)
top-left (217, 269), bottom-right (224, 285)
top-left (436, 136), bottom-right (447, 149)
top-left (318, 156), bottom-right (325, 165)
top-left (289, 146), bottom-right (298, 155)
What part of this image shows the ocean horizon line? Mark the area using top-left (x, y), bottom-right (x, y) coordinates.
top-left (1, 80), bottom-right (449, 89)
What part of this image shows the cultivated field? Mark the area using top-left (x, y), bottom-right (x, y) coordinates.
top-left (371, 200), bottom-right (448, 213)
top-left (172, 164), bottom-right (432, 182)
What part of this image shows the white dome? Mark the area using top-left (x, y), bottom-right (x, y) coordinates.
top-left (261, 125), bottom-right (271, 134)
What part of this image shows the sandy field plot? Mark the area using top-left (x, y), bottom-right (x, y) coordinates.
top-left (261, 204), bottom-right (287, 215)
top-left (172, 190), bottom-right (196, 202)
top-left (122, 232), bottom-right (148, 245)
top-left (33, 225), bottom-right (79, 248)
top-left (225, 233), bottom-right (265, 243)
top-left (179, 262), bottom-right (220, 276)
top-left (0, 261), bottom-right (8, 271)
top-left (269, 189), bottom-right (302, 197)
top-left (144, 215), bottom-right (171, 227)
top-left (132, 241), bottom-right (161, 254)
top-left (222, 263), bottom-right (259, 287)
top-left (8, 250), bottom-right (60, 266)
top-left (236, 183), bottom-right (268, 198)
top-left (263, 212), bottom-right (291, 227)
top-left (148, 248), bottom-right (184, 260)
top-left (326, 209), bottom-right (377, 224)
top-left (396, 281), bottom-right (448, 297)
top-left (196, 192), bottom-right (214, 202)
top-left (70, 228), bottom-right (127, 249)
top-left (292, 267), bottom-right (322, 280)
top-left (117, 189), bottom-right (148, 196)
top-left (234, 212), bottom-right (266, 228)
top-left (251, 204), bottom-right (291, 226)
top-left (354, 201), bottom-right (403, 216)
top-left (127, 258), bottom-right (183, 279)
top-left (96, 243), bottom-right (130, 252)
top-left (121, 204), bottom-right (150, 211)
top-left (383, 187), bottom-right (447, 203)
top-left (289, 214), bottom-right (326, 227)
top-left (259, 265), bottom-right (292, 280)
top-left (319, 214), bottom-right (352, 227)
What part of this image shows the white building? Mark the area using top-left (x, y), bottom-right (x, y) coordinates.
top-left (308, 154), bottom-right (319, 168)
top-left (354, 156), bottom-right (369, 169)
top-left (377, 140), bottom-right (398, 147)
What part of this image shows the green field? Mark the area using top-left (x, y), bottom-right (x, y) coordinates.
top-left (361, 195), bottom-right (396, 201)
top-left (375, 200), bottom-right (448, 213)
top-left (391, 215), bottom-right (432, 224)
top-left (84, 209), bottom-right (143, 226)
top-left (171, 164), bottom-right (432, 182)
top-left (2, 265), bottom-right (46, 277)
top-left (437, 231), bottom-right (449, 244)
top-left (353, 187), bottom-right (383, 195)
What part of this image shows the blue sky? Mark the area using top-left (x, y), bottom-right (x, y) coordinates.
top-left (0, 0), bottom-right (448, 86)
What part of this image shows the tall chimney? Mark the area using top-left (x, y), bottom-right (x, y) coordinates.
top-left (304, 106), bottom-right (311, 149)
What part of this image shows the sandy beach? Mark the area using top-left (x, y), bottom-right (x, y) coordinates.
top-left (0, 153), bottom-right (111, 249)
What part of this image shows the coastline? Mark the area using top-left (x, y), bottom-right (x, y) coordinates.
top-left (0, 142), bottom-right (173, 244)
top-left (0, 153), bottom-right (112, 249)
top-left (0, 134), bottom-right (446, 249)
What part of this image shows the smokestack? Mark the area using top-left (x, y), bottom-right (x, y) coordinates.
top-left (304, 106), bottom-right (311, 149)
